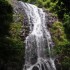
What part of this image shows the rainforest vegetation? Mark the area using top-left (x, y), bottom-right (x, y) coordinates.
top-left (0, 0), bottom-right (70, 70)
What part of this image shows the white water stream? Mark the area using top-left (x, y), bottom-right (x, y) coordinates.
top-left (18, 1), bottom-right (56, 70)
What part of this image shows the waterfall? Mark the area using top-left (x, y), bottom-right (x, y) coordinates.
top-left (18, 1), bottom-right (56, 70)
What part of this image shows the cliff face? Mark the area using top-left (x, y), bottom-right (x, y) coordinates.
top-left (11, 1), bottom-right (29, 41)
top-left (12, 1), bottom-right (58, 42)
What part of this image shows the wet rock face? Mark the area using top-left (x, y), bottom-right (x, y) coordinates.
top-left (47, 16), bottom-right (58, 28)
top-left (54, 59), bottom-right (62, 70)
top-left (17, 4), bottom-right (30, 40)
top-left (13, 1), bottom-right (30, 41)
top-left (31, 54), bottom-right (37, 64)
top-left (45, 10), bottom-right (58, 28)
top-left (13, 1), bottom-right (58, 41)
top-left (32, 66), bottom-right (39, 70)
top-left (20, 25), bottom-right (30, 40)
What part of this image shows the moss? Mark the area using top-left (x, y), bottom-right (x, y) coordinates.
top-left (50, 21), bottom-right (67, 46)
top-left (6, 0), bottom-right (13, 4)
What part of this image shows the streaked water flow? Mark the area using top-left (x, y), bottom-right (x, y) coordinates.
top-left (18, 1), bottom-right (56, 70)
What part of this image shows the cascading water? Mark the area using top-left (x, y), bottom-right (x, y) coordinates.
top-left (18, 1), bottom-right (56, 70)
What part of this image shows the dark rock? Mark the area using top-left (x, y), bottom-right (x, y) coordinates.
top-left (32, 66), bottom-right (39, 70)
top-left (31, 54), bottom-right (37, 64)
top-left (55, 59), bottom-right (62, 70)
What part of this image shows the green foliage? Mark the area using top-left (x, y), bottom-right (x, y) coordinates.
top-left (54, 42), bottom-right (70, 70)
top-left (0, 0), bottom-right (24, 70)
top-left (50, 0), bottom-right (70, 69)
top-left (63, 14), bottom-right (70, 40)
top-left (0, 0), bottom-right (13, 36)
top-left (50, 0), bottom-right (70, 19)
top-left (50, 21), bottom-right (70, 70)
top-left (8, 21), bottom-right (25, 70)
top-left (50, 21), bottom-right (67, 45)
top-left (6, 0), bottom-right (12, 4)
top-left (0, 0), bottom-right (13, 69)
top-left (0, 0), bottom-right (13, 58)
